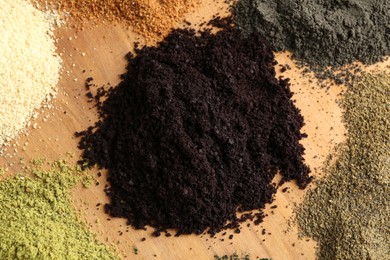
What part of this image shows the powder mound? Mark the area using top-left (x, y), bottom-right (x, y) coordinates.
top-left (234, 0), bottom-right (390, 84)
top-left (0, 160), bottom-right (117, 259)
top-left (297, 74), bottom-right (390, 259)
top-left (34, 0), bottom-right (200, 40)
top-left (0, 0), bottom-right (61, 147)
top-left (77, 26), bottom-right (311, 236)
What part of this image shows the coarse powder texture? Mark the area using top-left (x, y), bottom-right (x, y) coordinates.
top-left (0, 0), bottom-right (61, 147)
top-left (296, 74), bottom-right (390, 259)
top-left (0, 160), bottom-right (117, 259)
top-left (234, 0), bottom-right (390, 84)
top-left (34, 0), bottom-right (200, 40)
top-left (77, 25), bottom-right (312, 236)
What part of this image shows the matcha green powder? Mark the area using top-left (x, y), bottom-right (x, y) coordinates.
top-left (297, 73), bottom-right (390, 259)
top-left (0, 160), bottom-right (117, 259)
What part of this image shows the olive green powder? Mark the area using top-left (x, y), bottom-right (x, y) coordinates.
top-left (0, 160), bottom-right (118, 259)
top-left (297, 73), bottom-right (390, 259)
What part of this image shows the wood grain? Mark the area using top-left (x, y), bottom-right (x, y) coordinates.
top-left (0, 0), bottom-right (389, 259)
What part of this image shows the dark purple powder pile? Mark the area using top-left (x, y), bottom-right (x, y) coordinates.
top-left (77, 24), bottom-right (311, 236)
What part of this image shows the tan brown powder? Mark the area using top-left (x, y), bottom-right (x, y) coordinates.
top-left (34, 0), bottom-right (201, 40)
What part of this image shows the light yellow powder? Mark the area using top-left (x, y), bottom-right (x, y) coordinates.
top-left (0, 0), bottom-right (61, 147)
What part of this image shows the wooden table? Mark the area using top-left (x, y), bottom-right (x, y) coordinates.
top-left (1, 0), bottom-right (389, 259)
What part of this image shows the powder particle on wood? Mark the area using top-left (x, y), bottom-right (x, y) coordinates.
top-left (214, 253), bottom-right (251, 260)
top-left (0, 0), bottom-right (61, 147)
top-left (233, 0), bottom-right (390, 85)
top-left (76, 24), bottom-right (311, 236)
top-left (34, 0), bottom-right (201, 40)
top-left (0, 160), bottom-right (117, 259)
top-left (296, 74), bottom-right (390, 259)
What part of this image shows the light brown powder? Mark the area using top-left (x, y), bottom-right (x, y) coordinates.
top-left (33, 0), bottom-right (201, 40)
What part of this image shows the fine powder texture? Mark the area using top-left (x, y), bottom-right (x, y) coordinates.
top-left (234, 0), bottom-right (390, 82)
top-left (296, 74), bottom-right (390, 259)
top-left (0, 160), bottom-right (117, 259)
top-left (77, 25), bottom-right (311, 236)
top-left (0, 0), bottom-right (61, 147)
top-left (34, 0), bottom-right (200, 40)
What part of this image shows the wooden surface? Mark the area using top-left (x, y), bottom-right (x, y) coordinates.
top-left (1, 0), bottom-right (389, 259)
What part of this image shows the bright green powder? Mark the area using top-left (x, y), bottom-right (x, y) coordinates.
top-left (297, 73), bottom-right (390, 259)
top-left (0, 160), bottom-right (118, 260)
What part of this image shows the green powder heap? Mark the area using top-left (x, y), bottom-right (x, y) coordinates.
top-left (0, 160), bottom-right (117, 259)
top-left (297, 73), bottom-right (390, 259)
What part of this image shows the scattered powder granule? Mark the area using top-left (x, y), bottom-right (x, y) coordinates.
top-left (0, 0), bottom-right (61, 147)
top-left (296, 73), bottom-right (390, 259)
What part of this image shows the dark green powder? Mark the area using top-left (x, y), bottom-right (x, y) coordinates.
top-left (233, 0), bottom-right (390, 84)
top-left (0, 160), bottom-right (118, 259)
top-left (296, 74), bottom-right (390, 259)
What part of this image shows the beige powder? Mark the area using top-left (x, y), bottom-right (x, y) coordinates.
top-left (0, 0), bottom-right (61, 147)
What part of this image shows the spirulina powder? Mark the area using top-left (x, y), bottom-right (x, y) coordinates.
top-left (296, 74), bottom-right (390, 259)
top-left (0, 160), bottom-right (117, 259)
top-left (234, 0), bottom-right (390, 85)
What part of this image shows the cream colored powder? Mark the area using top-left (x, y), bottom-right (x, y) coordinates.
top-left (0, 0), bottom-right (61, 147)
